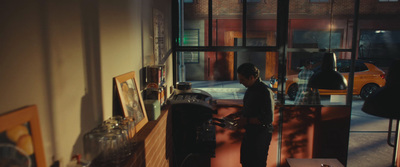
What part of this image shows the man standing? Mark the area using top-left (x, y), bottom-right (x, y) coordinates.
top-left (294, 60), bottom-right (320, 105)
top-left (229, 63), bottom-right (275, 167)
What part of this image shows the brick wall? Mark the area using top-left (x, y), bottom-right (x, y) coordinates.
top-left (124, 109), bottom-right (172, 167)
top-left (184, 0), bottom-right (400, 18)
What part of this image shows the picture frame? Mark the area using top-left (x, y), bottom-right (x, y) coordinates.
top-left (114, 71), bottom-right (148, 133)
top-left (0, 105), bottom-right (46, 167)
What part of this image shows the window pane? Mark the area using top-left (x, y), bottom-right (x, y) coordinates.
top-left (182, 1), bottom-right (208, 46)
top-left (179, 51), bottom-right (278, 100)
top-left (285, 52), bottom-right (350, 106)
top-left (289, 0), bottom-right (354, 51)
top-left (359, 30), bottom-right (400, 68)
top-left (182, 0), bottom-right (244, 46)
top-left (246, 0), bottom-right (277, 47)
top-left (293, 30), bottom-right (342, 52)
top-left (183, 29), bottom-right (200, 63)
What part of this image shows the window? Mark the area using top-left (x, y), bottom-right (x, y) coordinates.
top-left (184, 0), bottom-right (194, 3)
top-left (359, 30), bottom-right (400, 67)
top-left (183, 29), bottom-right (200, 63)
top-left (355, 61), bottom-right (368, 72)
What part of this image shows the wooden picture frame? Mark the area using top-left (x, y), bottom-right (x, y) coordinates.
top-left (0, 105), bottom-right (46, 167)
top-left (114, 71), bottom-right (148, 133)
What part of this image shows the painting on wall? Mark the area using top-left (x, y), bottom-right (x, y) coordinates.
top-left (114, 71), bottom-right (148, 133)
top-left (0, 105), bottom-right (46, 167)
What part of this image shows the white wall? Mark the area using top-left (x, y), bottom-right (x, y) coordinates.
top-left (0, 0), bottom-right (173, 166)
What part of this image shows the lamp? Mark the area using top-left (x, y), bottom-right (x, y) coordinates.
top-left (307, 52), bottom-right (348, 90)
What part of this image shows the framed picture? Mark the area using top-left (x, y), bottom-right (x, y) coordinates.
top-left (0, 105), bottom-right (46, 167)
top-left (114, 71), bottom-right (148, 133)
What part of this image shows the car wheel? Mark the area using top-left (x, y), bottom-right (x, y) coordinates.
top-left (360, 83), bottom-right (380, 100)
top-left (288, 84), bottom-right (298, 100)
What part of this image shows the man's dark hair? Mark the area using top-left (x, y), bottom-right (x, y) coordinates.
top-left (237, 63), bottom-right (260, 79)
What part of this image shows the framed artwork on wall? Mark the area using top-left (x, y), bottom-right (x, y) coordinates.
top-left (0, 105), bottom-right (46, 167)
top-left (114, 71), bottom-right (148, 132)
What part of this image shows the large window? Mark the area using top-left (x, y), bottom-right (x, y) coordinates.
top-left (176, 0), bottom-right (358, 105)
top-left (359, 30), bottom-right (400, 67)
top-left (172, 1), bottom-right (400, 166)
top-left (183, 29), bottom-right (200, 63)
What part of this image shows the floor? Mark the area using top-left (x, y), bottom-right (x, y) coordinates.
top-left (189, 81), bottom-right (396, 167)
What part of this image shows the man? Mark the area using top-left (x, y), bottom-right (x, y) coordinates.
top-left (229, 63), bottom-right (274, 167)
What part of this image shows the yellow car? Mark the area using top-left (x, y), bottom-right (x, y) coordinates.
top-left (277, 60), bottom-right (386, 100)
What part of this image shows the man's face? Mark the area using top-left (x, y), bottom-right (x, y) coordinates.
top-left (238, 74), bottom-right (256, 88)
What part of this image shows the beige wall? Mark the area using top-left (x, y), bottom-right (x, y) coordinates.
top-left (0, 0), bottom-right (172, 166)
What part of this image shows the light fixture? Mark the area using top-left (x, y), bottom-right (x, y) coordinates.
top-left (307, 52), bottom-right (348, 90)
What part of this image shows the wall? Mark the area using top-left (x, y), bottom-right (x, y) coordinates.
top-left (0, 0), bottom-right (172, 166)
top-left (185, 0), bottom-right (400, 19)
top-left (126, 110), bottom-right (172, 167)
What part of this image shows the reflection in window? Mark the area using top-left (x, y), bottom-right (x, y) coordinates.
top-left (293, 30), bottom-right (342, 49)
top-left (183, 29), bottom-right (200, 63)
top-left (359, 30), bottom-right (400, 67)
top-left (291, 30), bottom-right (342, 71)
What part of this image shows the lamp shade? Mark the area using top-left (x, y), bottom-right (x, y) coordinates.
top-left (307, 53), bottom-right (348, 90)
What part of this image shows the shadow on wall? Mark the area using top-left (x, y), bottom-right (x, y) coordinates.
top-left (71, 0), bottom-right (104, 160)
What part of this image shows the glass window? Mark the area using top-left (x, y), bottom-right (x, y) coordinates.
top-left (183, 29), bottom-right (200, 63)
top-left (293, 30), bottom-right (342, 50)
top-left (287, 0), bottom-right (353, 106)
top-left (184, 0), bottom-right (194, 3)
top-left (179, 51), bottom-right (277, 100)
top-left (359, 30), bottom-right (400, 68)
